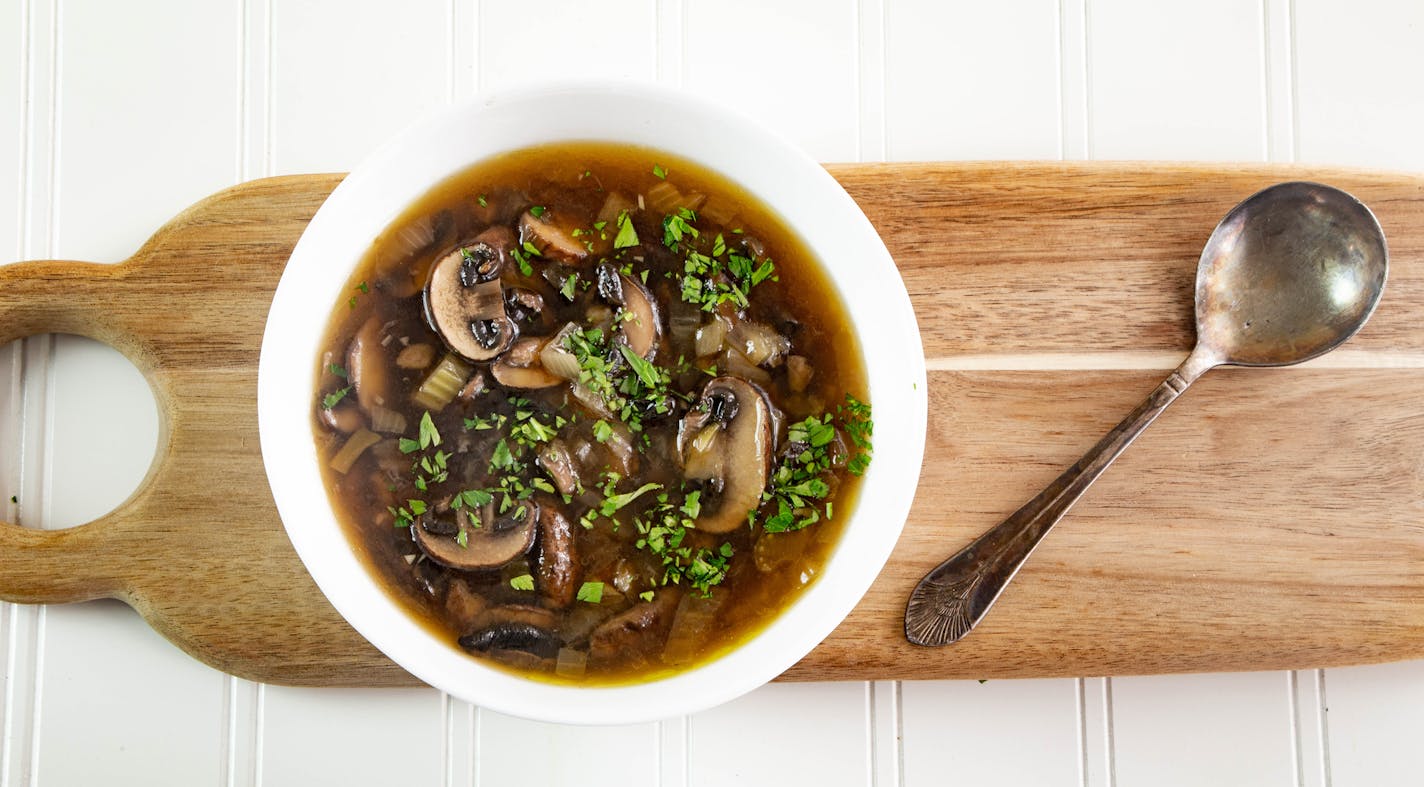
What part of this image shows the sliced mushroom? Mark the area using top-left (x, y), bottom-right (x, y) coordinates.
top-left (319, 401), bottom-right (364, 434)
top-left (395, 342), bottom-right (436, 370)
top-left (678, 377), bottom-right (774, 533)
top-left (424, 227), bottom-right (517, 362)
top-left (596, 263), bottom-right (662, 360)
top-left (490, 336), bottom-right (563, 389)
top-left (536, 440), bottom-right (581, 497)
top-left (503, 287), bottom-right (547, 331)
top-left (412, 502), bottom-right (537, 571)
top-left (348, 316), bottom-right (394, 412)
top-left (535, 504), bottom-right (580, 608)
top-left (519, 210), bottom-right (587, 262)
top-left (458, 604), bottom-right (563, 662)
top-left (588, 590), bottom-right (680, 664)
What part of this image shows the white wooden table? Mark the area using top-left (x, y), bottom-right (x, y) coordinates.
top-left (3, 1), bottom-right (1423, 784)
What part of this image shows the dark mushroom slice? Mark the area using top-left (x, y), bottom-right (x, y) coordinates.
top-left (587, 590), bottom-right (681, 665)
top-left (534, 503), bottom-right (580, 608)
top-left (424, 227), bottom-right (517, 362)
top-left (411, 502), bottom-right (537, 571)
top-left (596, 262), bottom-right (662, 360)
top-left (490, 336), bottom-right (563, 390)
top-left (458, 604), bottom-right (563, 669)
top-left (677, 377), bottom-right (774, 533)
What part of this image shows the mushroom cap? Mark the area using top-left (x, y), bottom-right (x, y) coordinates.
top-left (411, 502), bottom-right (537, 571)
top-left (424, 227), bottom-right (518, 362)
top-left (679, 377), bottom-right (773, 533)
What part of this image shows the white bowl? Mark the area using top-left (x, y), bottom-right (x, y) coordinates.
top-left (258, 82), bottom-right (927, 724)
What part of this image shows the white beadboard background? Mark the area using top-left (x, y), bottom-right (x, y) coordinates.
top-left (2, 1), bottom-right (1423, 785)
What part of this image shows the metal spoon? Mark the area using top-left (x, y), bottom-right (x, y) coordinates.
top-left (904, 181), bottom-right (1388, 647)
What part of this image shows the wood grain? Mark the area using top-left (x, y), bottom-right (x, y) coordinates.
top-left (1, 163), bottom-right (1422, 686)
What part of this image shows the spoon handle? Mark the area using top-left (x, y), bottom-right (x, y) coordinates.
top-left (904, 356), bottom-right (1212, 646)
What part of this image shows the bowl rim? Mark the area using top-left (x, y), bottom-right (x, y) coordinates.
top-left (258, 80), bottom-right (927, 725)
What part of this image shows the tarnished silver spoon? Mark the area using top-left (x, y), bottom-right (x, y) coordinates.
top-left (905, 181), bottom-right (1388, 647)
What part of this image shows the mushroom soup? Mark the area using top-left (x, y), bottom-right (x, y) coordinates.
top-left (313, 142), bottom-right (872, 684)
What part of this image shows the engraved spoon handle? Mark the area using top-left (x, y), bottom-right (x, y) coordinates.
top-left (905, 353), bottom-right (1214, 646)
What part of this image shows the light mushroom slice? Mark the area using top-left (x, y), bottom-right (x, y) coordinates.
top-left (595, 262), bottom-right (662, 359)
top-left (347, 315), bottom-right (395, 412)
top-left (412, 502), bottom-right (537, 571)
top-left (677, 377), bottom-right (774, 533)
top-left (424, 227), bottom-right (517, 362)
top-left (490, 336), bottom-right (564, 389)
top-left (519, 210), bottom-right (588, 262)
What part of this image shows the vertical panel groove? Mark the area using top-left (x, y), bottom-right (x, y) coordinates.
top-left (1287, 0), bottom-right (1300, 162)
top-left (1102, 678), bottom-right (1117, 787)
top-left (1316, 671), bottom-right (1332, 787)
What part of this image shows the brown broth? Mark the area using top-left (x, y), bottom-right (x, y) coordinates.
top-left (313, 142), bottom-right (868, 685)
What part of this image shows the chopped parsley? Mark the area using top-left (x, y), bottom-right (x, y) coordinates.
top-left (592, 420), bottom-right (613, 443)
top-left (652, 164), bottom-right (667, 179)
top-left (660, 208), bottom-right (776, 311)
top-left (755, 398), bottom-right (873, 533)
top-left (477, 194), bottom-right (488, 207)
top-left (418, 411), bottom-right (442, 449)
top-left (509, 574), bottom-right (535, 591)
top-left (321, 387), bottom-right (350, 410)
top-left (576, 581), bottom-right (604, 603)
top-left (559, 273), bottom-right (580, 301)
top-left (327, 363), bottom-right (348, 379)
top-left (631, 490), bottom-right (732, 596)
top-left (529, 205), bottom-right (546, 217)
top-left (613, 209), bottom-right (640, 249)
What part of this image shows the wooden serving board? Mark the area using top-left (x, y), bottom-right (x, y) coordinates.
top-left (2, 163), bottom-right (1423, 687)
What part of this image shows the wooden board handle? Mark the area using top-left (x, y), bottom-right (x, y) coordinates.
top-left (0, 259), bottom-right (159, 603)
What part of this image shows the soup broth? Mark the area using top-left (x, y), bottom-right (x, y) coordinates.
top-left (313, 142), bottom-right (871, 684)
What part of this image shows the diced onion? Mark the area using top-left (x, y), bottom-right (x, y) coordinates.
top-left (570, 382), bottom-right (615, 419)
top-left (646, 181), bottom-right (683, 215)
top-left (700, 199), bottom-right (737, 227)
top-left (679, 192), bottom-right (707, 212)
top-left (693, 319), bottom-right (727, 358)
top-left (329, 428), bottom-right (381, 474)
top-left (597, 191), bottom-right (637, 227)
top-left (786, 355), bottom-right (814, 393)
top-left (555, 648), bottom-right (588, 678)
top-left (718, 348), bottom-right (771, 386)
top-left (729, 320), bottom-right (789, 367)
top-left (663, 593), bottom-right (724, 664)
top-left (412, 353), bottom-right (472, 412)
top-left (538, 324), bottom-right (583, 381)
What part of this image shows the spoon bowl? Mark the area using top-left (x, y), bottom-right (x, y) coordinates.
top-left (905, 181), bottom-right (1388, 647)
top-left (1196, 182), bottom-right (1388, 367)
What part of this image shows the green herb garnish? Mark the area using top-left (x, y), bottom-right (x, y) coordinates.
top-left (576, 582), bottom-right (604, 603)
top-left (509, 574), bottom-right (535, 591)
top-left (613, 209), bottom-right (639, 249)
top-left (322, 387), bottom-right (351, 410)
top-left (418, 411), bottom-right (441, 449)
